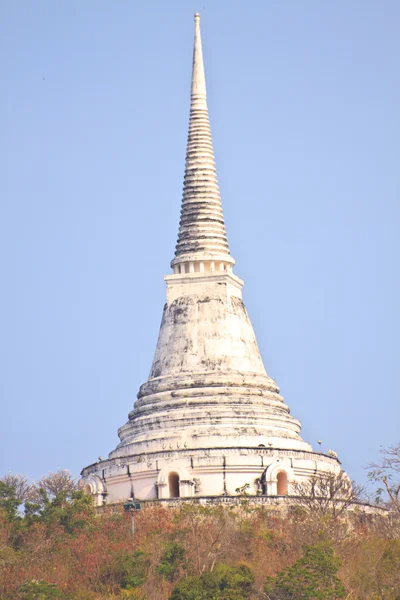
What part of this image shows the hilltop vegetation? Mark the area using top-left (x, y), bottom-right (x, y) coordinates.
top-left (0, 445), bottom-right (399, 600)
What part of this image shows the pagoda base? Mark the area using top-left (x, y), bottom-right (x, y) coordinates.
top-left (80, 446), bottom-right (341, 506)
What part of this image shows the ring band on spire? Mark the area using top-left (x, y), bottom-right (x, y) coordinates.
top-left (172, 10), bottom-right (234, 272)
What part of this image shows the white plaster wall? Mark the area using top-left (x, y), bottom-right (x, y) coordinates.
top-left (114, 274), bottom-right (310, 458)
top-left (79, 14), bottom-right (348, 508)
top-left (149, 275), bottom-right (266, 379)
top-left (81, 448), bottom-right (342, 504)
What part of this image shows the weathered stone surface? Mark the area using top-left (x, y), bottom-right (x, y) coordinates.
top-left (80, 14), bottom-right (346, 506)
top-left (172, 12), bottom-right (232, 266)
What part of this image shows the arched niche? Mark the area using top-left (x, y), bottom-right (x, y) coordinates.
top-left (157, 464), bottom-right (194, 499)
top-left (277, 471), bottom-right (288, 495)
top-left (261, 461), bottom-right (295, 496)
top-left (78, 474), bottom-right (106, 506)
top-left (168, 472), bottom-right (180, 498)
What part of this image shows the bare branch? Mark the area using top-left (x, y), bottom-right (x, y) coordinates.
top-left (368, 443), bottom-right (400, 514)
top-left (0, 474), bottom-right (34, 502)
top-left (291, 470), bottom-right (365, 520)
top-left (30, 469), bottom-right (77, 502)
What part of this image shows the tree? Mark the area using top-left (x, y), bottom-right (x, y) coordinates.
top-left (174, 504), bottom-right (230, 575)
top-left (24, 489), bottom-right (94, 533)
top-left (0, 474), bottom-right (33, 503)
top-left (0, 471), bottom-right (78, 526)
top-left (215, 564), bottom-right (255, 599)
top-left (29, 470), bottom-right (77, 504)
top-left (264, 542), bottom-right (345, 600)
top-left (119, 550), bottom-right (150, 589)
top-left (170, 564), bottom-right (255, 600)
top-left (19, 580), bottom-right (70, 600)
top-left (291, 471), bottom-right (365, 521)
top-left (369, 443), bottom-right (400, 514)
top-left (157, 542), bottom-right (186, 582)
top-left (338, 538), bottom-right (400, 600)
top-left (0, 480), bottom-right (22, 523)
top-left (23, 470), bottom-right (91, 534)
top-left (170, 575), bottom-right (216, 600)
top-left (375, 539), bottom-right (400, 597)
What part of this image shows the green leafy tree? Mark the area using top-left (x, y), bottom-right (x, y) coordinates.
top-left (170, 563), bottom-right (255, 600)
top-left (0, 480), bottom-right (24, 549)
top-left (0, 479), bottom-right (25, 523)
top-left (119, 550), bottom-right (150, 589)
top-left (375, 540), bottom-right (400, 598)
top-left (264, 542), bottom-right (345, 600)
top-left (19, 580), bottom-right (70, 600)
top-left (0, 469), bottom-right (90, 536)
top-left (24, 489), bottom-right (94, 534)
top-left (214, 564), bottom-right (255, 599)
top-left (170, 575), bottom-right (219, 600)
top-left (0, 474), bottom-right (33, 503)
top-left (23, 469), bottom-right (87, 533)
top-left (157, 541), bottom-right (186, 581)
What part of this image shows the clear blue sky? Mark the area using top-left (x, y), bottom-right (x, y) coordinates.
top-left (1, 1), bottom-right (399, 488)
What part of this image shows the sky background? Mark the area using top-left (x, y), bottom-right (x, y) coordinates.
top-left (1, 1), bottom-right (399, 490)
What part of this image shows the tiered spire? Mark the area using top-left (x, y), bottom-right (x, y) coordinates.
top-left (80, 14), bottom-right (344, 509)
top-left (172, 13), bottom-right (234, 271)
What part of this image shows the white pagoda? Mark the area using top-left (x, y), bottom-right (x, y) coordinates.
top-left (80, 14), bottom-right (342, 505)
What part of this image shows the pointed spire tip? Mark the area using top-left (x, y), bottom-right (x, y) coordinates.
top-left (171, 7), bottom-right (234, 268)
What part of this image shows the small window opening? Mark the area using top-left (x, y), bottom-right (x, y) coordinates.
top-left (168, 472), bottom-right (180, 498)
top-left (277, 471), bottom-right (288, 495)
